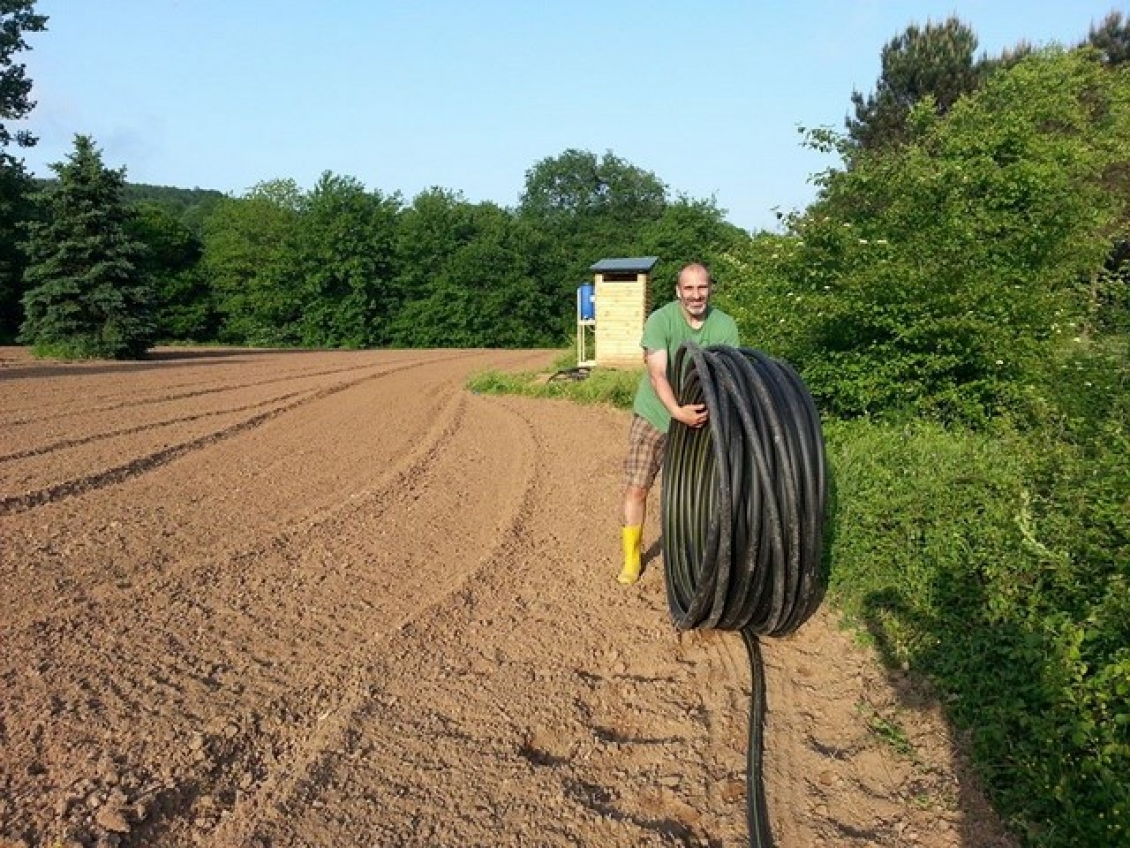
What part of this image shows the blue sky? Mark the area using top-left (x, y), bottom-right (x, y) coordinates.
top-left (12, 1), bottom-right (1125, 233)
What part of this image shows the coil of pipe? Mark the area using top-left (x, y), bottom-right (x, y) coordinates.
top-left (661, 342), bottom-right (828, 847)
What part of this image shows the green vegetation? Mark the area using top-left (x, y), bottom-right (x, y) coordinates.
top-left (2, 3), bottom-right (1127, 843)
top-left (6, 154), bottom-right (740, 351)
top-left (823, 414), bottom-right (1128, 846)
top-left (468, 352), bottom-right (641, 410)
top-left (725, 47), bottom-right (1129, 425)
top-left (847, 16), bottom-right (986, 155)
top-left (857, 700), bottom-right (917, 762)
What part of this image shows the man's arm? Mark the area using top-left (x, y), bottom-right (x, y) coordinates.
top-left (646, 348), bottom-right (708, 429)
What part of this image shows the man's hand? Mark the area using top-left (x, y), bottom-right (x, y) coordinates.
top-left (645, 348), bottom-right (708, 429)
top-left (673, 403), bottom-right (708, 428)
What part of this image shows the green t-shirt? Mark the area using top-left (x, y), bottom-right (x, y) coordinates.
top-left (632, 300), bottom-right (740, 433)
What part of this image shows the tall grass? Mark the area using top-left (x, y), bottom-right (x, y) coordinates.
top-left (467, 353), bottom-right (640, 410)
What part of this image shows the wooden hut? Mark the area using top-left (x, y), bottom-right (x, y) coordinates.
top-left (590, 256), bottom-right (658, 369)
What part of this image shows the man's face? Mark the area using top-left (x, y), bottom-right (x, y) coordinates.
top-left (676, 269), bottom-right (711, 320)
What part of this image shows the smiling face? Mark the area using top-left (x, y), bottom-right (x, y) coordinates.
top-left (675, 265), bottom-right (712, 324)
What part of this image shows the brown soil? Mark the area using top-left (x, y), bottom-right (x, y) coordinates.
top-left (0, 347), bottom-right (1019, 848)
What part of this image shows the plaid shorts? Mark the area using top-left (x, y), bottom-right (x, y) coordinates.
top-left (623, 414), bottom-right (667, 489)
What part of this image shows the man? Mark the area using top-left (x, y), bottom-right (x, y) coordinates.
top-left (618, 262), bottom-right (740, 585)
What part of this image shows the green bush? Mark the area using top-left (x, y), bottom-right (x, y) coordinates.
top-left (824, 417), bottom-right (1128, 846)
top-left (726, 51), bottom-right (1130, 426)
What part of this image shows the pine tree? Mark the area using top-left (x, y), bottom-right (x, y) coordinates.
top-left (1085, 10), bottom-right (1130, 66)
top-left (19, 134), bottom-right (155, 358)
top-left (846, 17), bottom-right (983, 154)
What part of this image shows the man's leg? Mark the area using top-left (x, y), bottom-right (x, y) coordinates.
top-left (623, 483), bottom-right (648, 527)
top-left (619, 484), bottom-right (649, 584)
top-left (619, 416), bottom-right (665, 585)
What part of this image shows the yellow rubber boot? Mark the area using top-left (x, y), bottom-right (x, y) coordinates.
top-left (618, 524), bottom-right (643, 585)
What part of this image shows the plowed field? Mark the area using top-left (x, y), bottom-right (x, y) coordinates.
top-left (0, 347), bottom-right (1017, 847)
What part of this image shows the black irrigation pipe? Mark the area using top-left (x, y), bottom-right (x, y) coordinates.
top-left (661, 342), bottom-right (828, 848)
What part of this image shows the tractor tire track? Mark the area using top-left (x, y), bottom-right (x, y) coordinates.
top-left (0, 358), bottom-right (390, 423)
top-left (206, 390), bottom-right (542, 846)
top-left (0, 389), bottom-right (313, 463)
top-left (0, 373), bottom-right (318, 426)
top-left (0, 350), bottom-right (479, 516)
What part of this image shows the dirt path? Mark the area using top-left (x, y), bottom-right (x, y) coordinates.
top-left (0, 347), bottom-right (1017, 847)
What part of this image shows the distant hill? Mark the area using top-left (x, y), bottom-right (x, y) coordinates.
top-left (32, 178), bottom-right (227, 214)
top-left (122, 183), bottom-right (227, 214)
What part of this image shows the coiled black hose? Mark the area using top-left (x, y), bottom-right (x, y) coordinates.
top-left (661, 342), bottom-right (828, 848)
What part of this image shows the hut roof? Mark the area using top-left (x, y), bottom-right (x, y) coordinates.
top-left (589, 256), bottom-right (659, 274)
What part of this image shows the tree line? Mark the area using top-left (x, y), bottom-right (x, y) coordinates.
top-left (1, 8), bottom-right (1124, 365)
top-left (3, 142), bottom-right (746, 356)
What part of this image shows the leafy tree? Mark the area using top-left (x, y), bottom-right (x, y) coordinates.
top-left (294, 172), bottom-right (400, 348)
top-left (518, 148), bottom-right (667, 224)
top-left (123, 184), bottom-right (248, 342)
top-left (392, 187), bottom-right (479, 329)
top-left (0, 0), bottom-right (47, 341)
top-left (773, 49), bottom-right (1129, 423)
top-left (518, 149), bottom-right (668, 307)
top-left (639, 195), bottom-right (747, 306)
top-left (846, 17), bottom-right (983, 154)
top-left (391, 193), bottom-right (556, 347)
top-left (200, 179), bottom-right (303, 345)
top-left (0, 158), bottom-right (33, 339)
top-left (0, 0), bottom-right (46, 156)
top-left (396, 188), bottom-right (475, 283)
top-left (128, 201), bottom-right (218, 341)
top-left (19, 135), bottom-right (155, 358)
